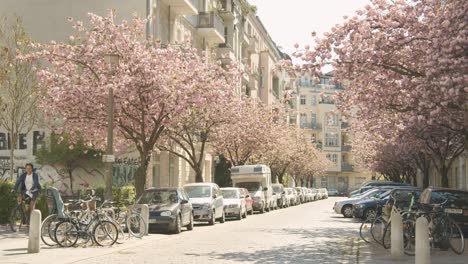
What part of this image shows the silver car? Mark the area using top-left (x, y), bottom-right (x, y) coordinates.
top-left (220, 187), bottom-right (247, 220)
top-left (333, 188), bottom-right (390, 218)
top-left (184, 183), bottom-right (225, 225)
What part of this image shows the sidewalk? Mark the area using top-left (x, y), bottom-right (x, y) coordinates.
top-left (0, 226), bottom-right (173, 264)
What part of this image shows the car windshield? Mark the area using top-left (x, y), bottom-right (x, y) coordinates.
top-left (273, 186), bottom-right (282, 193)
top-left (235, 182), bottom-right (261, 192)
top-left (221, 189), bottom-right (239, 199)
top-left (431, 191), bottom-right (468, 207)
top-left (184, 186), bottom-right (212, 198)
top-left (138, 190), bottom-right (178, 205)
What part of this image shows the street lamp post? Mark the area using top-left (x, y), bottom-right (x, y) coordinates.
top-left (103, 53), bottom-right (120, 200)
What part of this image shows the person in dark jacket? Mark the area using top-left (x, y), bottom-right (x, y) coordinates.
top-left (12, 163), bottom-right (42, 213)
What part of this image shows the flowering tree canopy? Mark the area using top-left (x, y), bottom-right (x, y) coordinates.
top-left (29, 11), bottom-right (233, 195)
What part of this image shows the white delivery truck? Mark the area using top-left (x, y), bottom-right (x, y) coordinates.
top-left (230, 165), bottom-right (275, 213)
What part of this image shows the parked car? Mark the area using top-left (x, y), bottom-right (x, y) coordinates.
top-left (137, 187), bottom-right (194, 234)
top-left (295, 187), bottom-right (305, 203)
top-left (319, 188), bottom-right (329, 199)
top-left (272, 184), bottom-right (288, 208)
top-left (183, 183), bottom-right (225, 225)
top-left (284, 188), bottom-right (297, 206)
top-left (301, 187), bottom-right (311, 202)
top-left (310, 188), bottom-right (319, 201)
top-left (240, 188), bottom-right (254, 215)
top-left (220, 187), bottom-right (247, 220)
top-left (349, 181), bottom-right (411, 197)
top-left (333, 187), bottom-right (393, 218)
top-left (328, 188), bottom-right (340, 196)
top-left (231, 165), bottom-right (275, 213)
top-left (353, 187), bottom-right (421, 220)
top-left (305, 189), bottom-right (314, 202)
top-left (419, 187), bottom-right (468, 235)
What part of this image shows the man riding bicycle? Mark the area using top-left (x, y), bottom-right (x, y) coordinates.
top-left (11, 163), bottom-right (42, 215)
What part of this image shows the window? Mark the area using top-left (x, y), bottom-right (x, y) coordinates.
top-left (310, 113), bottom-right (317, 125)
top-left (321, 176), bottom-right (328, 188)
top-left (326, 153), bottom-right (338, 166)
top-left (311, 95), bottom-right (317, 105)
top-left (325, 133), bottom-right (339, 147)
top-left (326, 113), bottom-right (339, 126)
top-left (273, 77), bottom-right (280, 98)
top-left (300, 95), bottom-right (306, 105)
top-left (300, 113), bottom-right (307, 126)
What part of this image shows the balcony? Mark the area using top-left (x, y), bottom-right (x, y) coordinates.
top-left (300, 122), bottom-right (322, 130)
top-left (197, 12), bottom-right (225, 44)
top-left (161, 0), bottom-right (198, 16)
top-left (219, 0), bottom-right (235, 20)
top-left (216, 43), bottom-right (236, 64)
top-left (342, 162), bottom-right (354, 172)
top-left (341, 145), bottom-right (351, 152)
top-left (247, 36), bottom-right (258, 53)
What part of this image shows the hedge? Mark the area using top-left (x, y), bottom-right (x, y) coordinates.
top-left (0, 180), bottom-right (49, 224)
top-left (0, 180), bottom-right (135, 224)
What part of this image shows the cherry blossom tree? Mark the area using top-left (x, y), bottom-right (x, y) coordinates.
top-left (212, 99), bottom-right (276, 166)
top-left (28, 11), bottom-right (230, 195)
top-left (294, 0), bottom-right (466, 187)
top-left (156, 64), bottom-right (239, 183)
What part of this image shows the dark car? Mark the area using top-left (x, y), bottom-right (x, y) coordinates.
top-left (419, 187), bottom-right (468, 235)
top-left (137, 187), bottom-right (194, 234)
top-left (353, 187), bottom-right (421, 220)
top-left (349, 182), bottom-right (411, 197)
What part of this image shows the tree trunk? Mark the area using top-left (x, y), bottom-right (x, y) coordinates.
top-left (135, 152), bottom-right (150, 197)
top-left (68, 168), bottom-right (74, 196)
top-left (195, 167), bottom-right (204, 183)
top-left (440, 166), bottom-right (449, 188)
top-left (9, 145), bottom-right (15, 181)
top-left (278, 174), bottom-right (283, 184)
top-left (422, 168), bottom-right (430, 188)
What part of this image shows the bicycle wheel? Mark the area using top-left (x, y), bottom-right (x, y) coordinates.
top-left (371, 216), bottom-right (387, 245)
top-left (127, 214), bottom-right (146, 238)
top-left (447, 218), bottom-right (465, 255)
top-left (41, 214), bottom-right (58, 246)
top-left (9, 205), bottom-right (24, 232)
top-left (54, 220), bottom-right (79, 247)
top-left (359, 219), bottom-right (373, 243)
top-left (403, 219), bottom-right (416, 256)
top-left (93, 220), bottom-right (118, 247)
top-left (382, 222), bottom-right (391, 249)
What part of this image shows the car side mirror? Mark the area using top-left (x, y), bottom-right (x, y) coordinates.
top-left (180, 199), bottom-right (189, 204)
top-left (240, 195), bottom-right (245, 199)
top-left (246, 195), bottom-right (250, 198)
top-left (273, 192), bottom-right (276, 195)
top-left (282, 191), bottom-right (286, 194)
top-left (213, 194), bottom-right (217, 199)
top-left (263, 187), bottom-right (268, 191)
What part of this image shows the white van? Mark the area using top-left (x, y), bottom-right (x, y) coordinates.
top-left (230, 165), bottom-right (275, 213)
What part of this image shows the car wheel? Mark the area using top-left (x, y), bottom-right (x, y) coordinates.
top-left (260, 203), bottom-right (265, 214)
top-left (236, 209), bottom-right (242, 220)
top-left (364, 208), bottom-right (377, 220)
top-left (208, 210), bottom-right (215, 225)
top-left (342, 205), bottom-right (353, 218)
top-left (173, 214), bottom-right (181, 234)
top-left (243, 207), bottom-right (247, 218)
top-left (248, 208), bottom-right (254, 215)
top-left (219, 211), bottom-right (226, 223)
top-left (186, 213), bottom-right (194, 231)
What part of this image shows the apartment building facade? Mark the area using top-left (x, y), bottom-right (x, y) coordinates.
top-left (294, 73), bottom-right (372, 192)
top-left (0, 0), bottom-right (293, 191)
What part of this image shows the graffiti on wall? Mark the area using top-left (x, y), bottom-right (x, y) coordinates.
top-left (113, 158), bottom-right (139, 186)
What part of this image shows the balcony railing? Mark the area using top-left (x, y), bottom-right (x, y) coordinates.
top-left (300, 122), bottom-right (322, 129)
top-left (220, 0), bottom-right (234, 13)
top-left (342, 162), bottom-right (354, 172)
top-left (341, 145), bottom-right (351, 152)
top-left (197, 12), bottom-right (225, 43)
top-left (161, 0), bottom-right (198, 15)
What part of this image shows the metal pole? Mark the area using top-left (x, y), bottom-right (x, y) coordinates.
top-left (105, 87), bottom-right (114, 200)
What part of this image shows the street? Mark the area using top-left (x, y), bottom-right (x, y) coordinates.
top-left (0, 197), bottom-right (465, 264)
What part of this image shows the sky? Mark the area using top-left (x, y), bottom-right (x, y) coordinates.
top-left (247, 0), bottom-right (370, 55)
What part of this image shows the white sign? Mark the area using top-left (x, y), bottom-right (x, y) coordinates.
top-left (102, 155), bottom-right (115, 163)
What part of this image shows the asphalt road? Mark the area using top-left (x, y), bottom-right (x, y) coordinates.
top-left (1, 197), bottom-right (467, 264)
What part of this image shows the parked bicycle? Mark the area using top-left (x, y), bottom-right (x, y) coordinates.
top-left (9, 191), bottom-right (32, 232)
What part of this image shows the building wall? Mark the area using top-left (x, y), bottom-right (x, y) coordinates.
top-left (296, 73), bottom-right (373, 192)
top-left (0, 0), bottom-right (297, 191)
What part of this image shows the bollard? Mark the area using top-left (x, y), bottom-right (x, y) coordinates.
top-left (415, 216), bottom-right (430, 264)
top-left (391, 211), bottom-right (404, 258)
top-left (28, 209), bottom-right (41, 253)
top-left (139, 204), bottom-right (149, 236)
